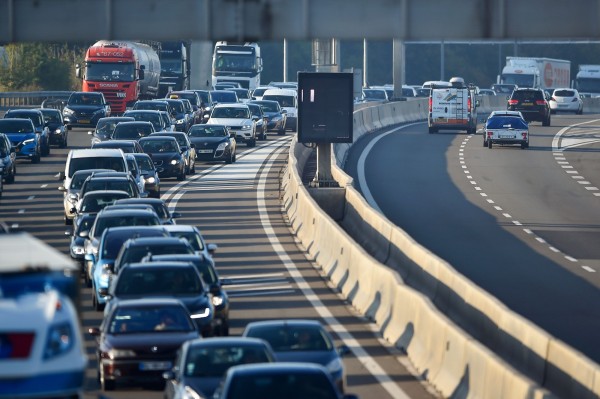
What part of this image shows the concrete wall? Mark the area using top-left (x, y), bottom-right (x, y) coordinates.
top-left (283, 96), bottom-right (600, 398)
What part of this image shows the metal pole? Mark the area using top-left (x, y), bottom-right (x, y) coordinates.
top-left (283, 38), bottom-right (288, 82)
top-left (363, 38), bottom-right (368, 87)
top-left (440, 40), bottom-right (445, 81)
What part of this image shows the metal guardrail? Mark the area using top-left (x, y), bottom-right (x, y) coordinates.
top-left (0, 91), bottom-right (73, 109)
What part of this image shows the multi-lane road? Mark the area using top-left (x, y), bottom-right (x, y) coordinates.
top-left (0, 125), bottom-right (437, 399)
top-left (345, 113), bottom-right (600, 364)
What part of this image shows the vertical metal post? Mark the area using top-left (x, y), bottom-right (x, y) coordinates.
top-left (440, 40), bottom-right (445, 81)
top-left (393, 39), bottom-right (404, 99)
top-left (363, 38), bottom-right (368, 87)
top-left (314, 143), bottom-right (333, 186)
top-left (283, 38), bottom-right (288, 82)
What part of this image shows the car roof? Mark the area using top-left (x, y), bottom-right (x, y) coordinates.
top-left (213, 103), bottom-right (249, 109)
top-left (97, 208), bottom-right (157, 217)
top-left (125, 110), bottom-right (162, 114)
top-left (114, 197), bottom-right (165, 205)
top-left (123, 261), bottom-right (196, 269)
top-left (103, 225), bottom-right (166, 236)
top-left (124, 236), bottom-right (189, 246)
top-left (5, 109), bottom-right (43, 115)
top-left (190, 123), bottom-right (227, 128)
top-left (70, 148), bottom-right (125, 158)
top-left (98, 116), bottom-right (135, 122)
top-left (113, 297), bottom-right (187, 308)
top-left (0, 118), bottom-right (34, 124)
top-left (162, 224), bottom-right (197, 233)
top-left (94, 140), bottom-right (138, 146)
top-left (263, 88), bottom-right (296, 96)
top-left (227, 362), bottom-right (328, 376)
top-left (489, 110), bottom-right (524, 117)
top-left (81, 189), bottom-right (130, 198)
top-left (139, 136), bottom-right (177, 142)
top-left (185, 337), bottom-right (271, 348)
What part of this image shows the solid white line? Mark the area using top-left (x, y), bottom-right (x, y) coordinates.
top-left (228, 289), bottom-right (296, 298)
top-left (224, 272), bottom-right (286, 280)
top-left (260, 145), bottom-right (412, 398)
top-left (357, 123), bottom-right (422, 212)
top-left (582, 266), bottom-right (596, 273)
top-left (552, 119), bottom-right (600, 151)
top-left (227, 284), bottom-right (294, 291)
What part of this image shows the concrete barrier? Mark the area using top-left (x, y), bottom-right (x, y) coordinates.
top-left (285, 97), bottom-right (600, 397)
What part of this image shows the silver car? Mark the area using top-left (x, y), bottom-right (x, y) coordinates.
top-left (58, 168), bottom-right (112, 225)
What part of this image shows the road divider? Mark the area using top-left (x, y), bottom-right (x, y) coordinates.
top-left (283, 96), bottom-right (600, 398)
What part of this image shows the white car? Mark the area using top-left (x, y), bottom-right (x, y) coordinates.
top-left (0, 290), bottom-right (87, 398)
top-left (549, 88), bottom-right (583, 114)
top-left (207, 103), bottom-right (257, 147)
top-left (483, 110), bottom-right (529, 149)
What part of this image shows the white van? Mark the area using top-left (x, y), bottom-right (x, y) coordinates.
top-left (428, 79), bottom-right (478, 134)
top-left (60, 148), bottom-right (129, 191)
top-left (262, 88), bottom-right (297, 131)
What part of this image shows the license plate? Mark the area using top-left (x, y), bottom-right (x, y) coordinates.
top-left (558, 104), bottom-right (568, 107)
top-left (198, 149), bottom-right (213, 154)
top-left (139, 361), bottom-right (171, 371)
top-left (500, 135), bottom-right (515, 139)
top-left (521, 102), bottom-right (532, 106)
top-left (79, 119), bottom-right (90, 124)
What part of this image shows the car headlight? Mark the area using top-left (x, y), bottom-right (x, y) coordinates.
top-left (190, 308), bottom-right (210, 319)
top-left (63, 107), bottom-right (74, 116)
top-left (182, 385), bottom-right (203, 399)
top-left (241, 124), bottom-right (252, 130)
top-left (287, 112), bottom-right (296, 117)
top-left (211, 295), bottom-right (224, 307)
top-left (99, 270), bottom-right (111, 286)
top-left (72, 246), bottom-right (85, 255)
top-left (108, 349), bottom-right (136, 359)
top-left (44, 322), bottom-right (74, 360)
top-left (54, 128), bottom-right (62, 134)
top-left (216, 142), bottom-right (229, 151)
top-left (176, 119), bottom-right (185, 124)
top-left (170, 159), bottom-right (180, 165)
top-left (145, 176), bottom-right (156, 184)
top-left (326, 357), bottom-right (344, 374)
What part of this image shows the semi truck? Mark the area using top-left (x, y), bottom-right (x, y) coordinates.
top-left (574, 65), bottom-right (600, 97)
top-left (498, 57), bottom-right (570, 90)
top-left (212, 41), bottom-right (262, 90)
top-left (77, 40), bottom-right (161, 114)
top-left (158, 41), bottom-right (191, 97)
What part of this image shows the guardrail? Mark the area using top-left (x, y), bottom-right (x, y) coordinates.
top-left (0, 91), bottom-right (73, 109)
top-left (283, 96), bottom-right (600, 398)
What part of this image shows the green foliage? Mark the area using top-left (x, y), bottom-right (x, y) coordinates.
top-left (0, 43), bottom-right (86, 91)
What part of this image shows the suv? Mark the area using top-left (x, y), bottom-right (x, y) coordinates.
top-left (62, 91), bottom-right (111, 128)
top-left (507, 88), bottom-right (551, 126)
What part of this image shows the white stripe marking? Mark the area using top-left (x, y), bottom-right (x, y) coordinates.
top-left (27, 196), bottom-right (35, 200)
top-left (502, 213), bottom-right (512, 218)
top-left (582, 266), bottom-right (596, 273)
top-left (523, 229), bottom-right (533, 234)
top-left (41, 184), bottom-right (48, 188)
top-left (512, 221), bottom-right (522, 226)
top-left (565, 256), bottom-right (578, 262)
top-left (18, 209), bottom-right (25, 214)
top-left (536, 237), bottom-right (546, 243)
top-left (549, 247), bottom-right (560, 253)
top-left (229, 289), bottom-right (296, 298)
top-left (494, 206), bottom-right (503, 211)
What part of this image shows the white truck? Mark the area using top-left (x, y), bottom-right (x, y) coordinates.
top-left (428, 77), bottom-right (478, 134)
top-left (574, 65), bottom-right (600, 97)
top-left (212, 42), bottom-right (263, 90)
top-left (498, 57), bottom-right (570, 90)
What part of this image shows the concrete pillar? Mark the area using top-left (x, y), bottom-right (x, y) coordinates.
top-left (393, 39), bottom-right (405, 99)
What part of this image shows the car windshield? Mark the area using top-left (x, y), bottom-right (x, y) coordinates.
top-left (0, 120), bottom-right (34, 133)
top-left (70, 171), bottom-right (97, 190)
top-left (362, 90), bottom-right (386, 100)
top-left (6, 112), bottom-right (42, 127)
top-left (85, 62), bottom-right (135, 82)
top-left (486, 116), bottom-right (528, 130)
top-left (263, 95), bottom-right (295, 107)
top-left (184, 345), bottom-right (271, 377)
top-left (252, 88), bottom-right (268, 97)
top-left (69, 157), bottom-right (126, 177)
top-left (140, 139), bottom-right (178, 153)
top-left (109, 305), bottom-right (194, 334)
top-left (227, 372), bottom-right (338, 399)
top-left (84, 180), bottom-right (134, 197)
top-left (93, 215), bottom-right (159, 238)
top-left (133, 155), bottom-right (155, 172)
top-left (246, 325), bottom-right (333, 352)
top-left (135, 102), bottom-right (168, 112)
top-left (116, 267), bottom-right (203, 296)
top-left (75, 216), bottom-right (96, 236)
top-left (80, 193), bottom-right (129, 213)
top-left (168, 230), bottom-right (204, 251)
top-left (197, 91), bottom-right (210, 103)
top-left (113, 124), bottom-right (153, 139)
top-left (189, 126), bottom-right (227, 137)
top-left (211, 91), bottom-right (237, 103)
top-left (247, 105), bottom-right (262, 118)
top-left (255, 102), bottom-right (279, 113)
top-left (212, 108), bottom-right (249, 119)
top-left (156, 134), bottom-right (187, 148)
top-left (124, 113), bottom-right (162, 131)
top-left (167, 101), bottom-right (184, 114)
top-left (40, 110), bottom-right (61, 123)
top-left (121, 244), bottom-right (194, 265)
top-left (513, 91), bottom-right (542, 101)
top-left (69, 93), bottom-right (103, 105)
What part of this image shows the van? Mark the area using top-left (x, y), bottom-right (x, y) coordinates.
top-left (60, 148), bottom-right (129, 191)
top-left (428, 82), bottom-right (478, 134)
top-left (262, 88), bottom-right (297, 131)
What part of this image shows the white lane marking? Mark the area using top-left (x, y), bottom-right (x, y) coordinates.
top-left (11, 224), bottom-right (18, 229)
top-left (565, 256), bottom-right (578, 262)
top-left (486, 199), bottom-right (495, 204)
top-left (261, 146), bottom-right (412, 398)
top-left (480, 193), bottom-right (488, 197)
top-left (228, 289), bottom-right (296, 298)
top-left (226, 281), bottom-right (290, 289)
top-left (582, 266), bottom-right (596, 273)
top-left (585, 186), bottom-right (599, 191)
top-left (536, 237), bottom-right (546, 244)
top-left (470, 181), bottom-right (477, 185)
top-left (549, 247), bottom-right (560, 253)
top-left (224, 272), bottom-right (286, 280)
top-left (494, 206), bottom-right (503, 211)
top-left (561, 165), bottom-right (574, 169)
top-left (227, 284), bottom-right (294, 292)
top-left (502, 213), bottom-right (512, 218)
top-left (552, 119), bottom-right (600, 151)
top-left (566, 170), bottom-right (578, 174)
top-left (572, 176), bottom-right (584, 180)
top-left (41, 184), bottom-right (48, 188)
top-left (27, 196), bottom-right (35, 200)
top-left (577, 181), bottom-right (591, 185)
top-left (475, 187), bottom-right (482, 191)
top-left (18, 210), bottom-right (25, 214)
top-left (357, 123), bottom-right (422, 212)
top-left (523, 229), bottom-right (533, 235)
top-left (512, 221), bottom-right (522, 226)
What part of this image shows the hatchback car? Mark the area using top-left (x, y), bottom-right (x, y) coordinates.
top-left (149, 131), bottom-right (196, 174)
top-left (242, 319), bottom-right (350, 393)
top-left (123, 110), bottom-right (167, 132)
top-left (163, 337), bottom-right (275, 399)
top-left (39, 108), bottom-right (69, 148)
top-left (111, 121), bottom-right (155, 140)
top-left (139, 136), bottom-right (186, 180)
top-left (4, 109), bottom-right (50, 156)
top-left (104, 261), bottom-right (215, 336)
top-left (248, 100), bottom-right (286, 135)
top-left (208, 104), bottom-right (256, 147)
top-left (188, 124), bottom-right (236, 164)
top-left (89, 298), bottom-right (199, 391)
top-left (212, 363), bottom-right (359, 399)
top-left (112, 236), bottom-right (195, 274)
top-left (113, 197), bottom-right (181, 224)
top-left (89, 116), bottom-right (135, 145)
top-left (132, 153), bottom-right (161, 198)
top-left (59, 168), bottom-right (113, 225)
top-left (507, 88), bottom-right (551, 126)
top-left (62, 91), bottom-right (110, 128)
top-left (0, 132), bottom-right (16, 183)
top-left (549, 88), bottom-right (583, 114)
top-left (483, 110), bottom-right (529, 149)
top-left (0, 118), bottom-right (41, 163)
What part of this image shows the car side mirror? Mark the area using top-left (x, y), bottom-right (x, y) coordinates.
top-left (98, 287), bottom-right (109, 297)
top-left (337, 344), bottom-right (351, 356)
top-left (171, 211), bottom-right (182, 219)
top-left (229, 132), bottom-right (236, 138)
top-left (281, 109), bottom-right (287, 114)
top-left (58, 186), bottom-right (66, 192)
top-left (209, 284), bottom-right (221, 295)
top-left (88, 327), bottom-right (100, 336)
top-left (207, 243), bottom-right (218, 254)
top-left (190, 143), bottom-right (195, 148)
top-left (58, 171), bottom-right (65, 180)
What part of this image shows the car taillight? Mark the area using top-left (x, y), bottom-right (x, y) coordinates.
top-left (508, 99), bottom-right (519, 105)
top-left (428, 97), bottom-right (432, 112)
top-left (522, 132), bottom-right (527, 139)
top-left (551, 97), bottom-right (556, 102)
top-left (468, 97), bottom-right (472, 112)
top-left (535, 100), bottom-right (546, 105)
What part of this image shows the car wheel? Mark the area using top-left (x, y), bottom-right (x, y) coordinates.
top-left (543, 115), bottom-right (550, 126)
top-left (100, 370), bottom-right (116, 391)
top-left (93, 293), bottom-right (105, 312)
top-left (483, 138), bottom-right (487, 147)
top-left (521, 142), bottom-right (527, 149)
top-left (31, 152), bottom-right (41, 164)
top-left (247, 139), bottom-right (256, 147)
top-left (232, 151), bottom-right (237, 163)
top-left (61, 135), bottom-right (68, 148)
top-left (84, 268), bottom-right (91, 288)
top-left (42, 142), bottom-right (50, 156)
top-left (226, 152), bottom-right (233, 164)
top-left (278, 126), bottom-right (285, 135)
top-left (220, 320), bottom-right (230, 336)
top-left (577, 108), bottom-right (583, 115)
top-left (488, 140), bottom-right (492, 149)
top-left (550, 110), bottom-right (556, 115)
top-left (6, 170), bottom-right (14, 184)
top-left (177, 168), bottom-right (185, 181)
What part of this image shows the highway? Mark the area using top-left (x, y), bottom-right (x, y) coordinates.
top-left (0, 126), bottom-right (438, 399)
top-left (344, 113), bottom-right (600, 364)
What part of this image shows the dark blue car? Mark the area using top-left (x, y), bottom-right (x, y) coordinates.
top-left (62, 91), bottom-right (110, 128)
top-left (0, 118), bottom-right (41, 163)
top-left (39, 108), bottom-right (70, 148)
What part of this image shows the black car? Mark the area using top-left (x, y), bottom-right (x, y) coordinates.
top-left (248, 100), bottom-right (286, 135)
top-left (88, 298), bottom-right (200, 391)
top-left (4, 109), bottom-right (51, 156)
top-left (210, 90), bottom-right (239, 105)
top-left (112, 236), bottom-right (195, 274)
top-left (111, 121), bottom-right (155, 141)
top-left (39, 108), bottom-right (70, 148)
top-left (113, 197), bottom-right (181, 225)
top-left (66, 213), bottom-right (97, 271)
top-left (92, 139), bottom-right (144, 153)
top-left (133, 100), bottom-right (172, 115)
top-left (139, 136), bottom-right (186, 180)
top-left (149, 131), bottom-right (196, 174)
top-left (163, 337), bottom-right (275, 399)
top-left (104, 261), bottom-right (216, 336)
top-left (167, 91), bottom-right (203, 124)
top-left (63, 91), bottom-right (111, 128)
top-left (144, 253), bottom-right (229, 335)
top-left (123, 110), bottom-right (168, 132)
top-left (246, 102), bottom-right (268, 140)
top-left (89, 116), bottom-right (135, 145)
top-left (507, 88), bottom-right (551, 126)
top-left (78, 173), bottom-right (142, 200)
top-left (132, 153), bottom-right (161, 198)
top-left (164, 99), bottom-right (191, 132)
top-left (0, 132), bottom-right (16, 184)
top-left (188, 124), bottom-right (236, 164)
